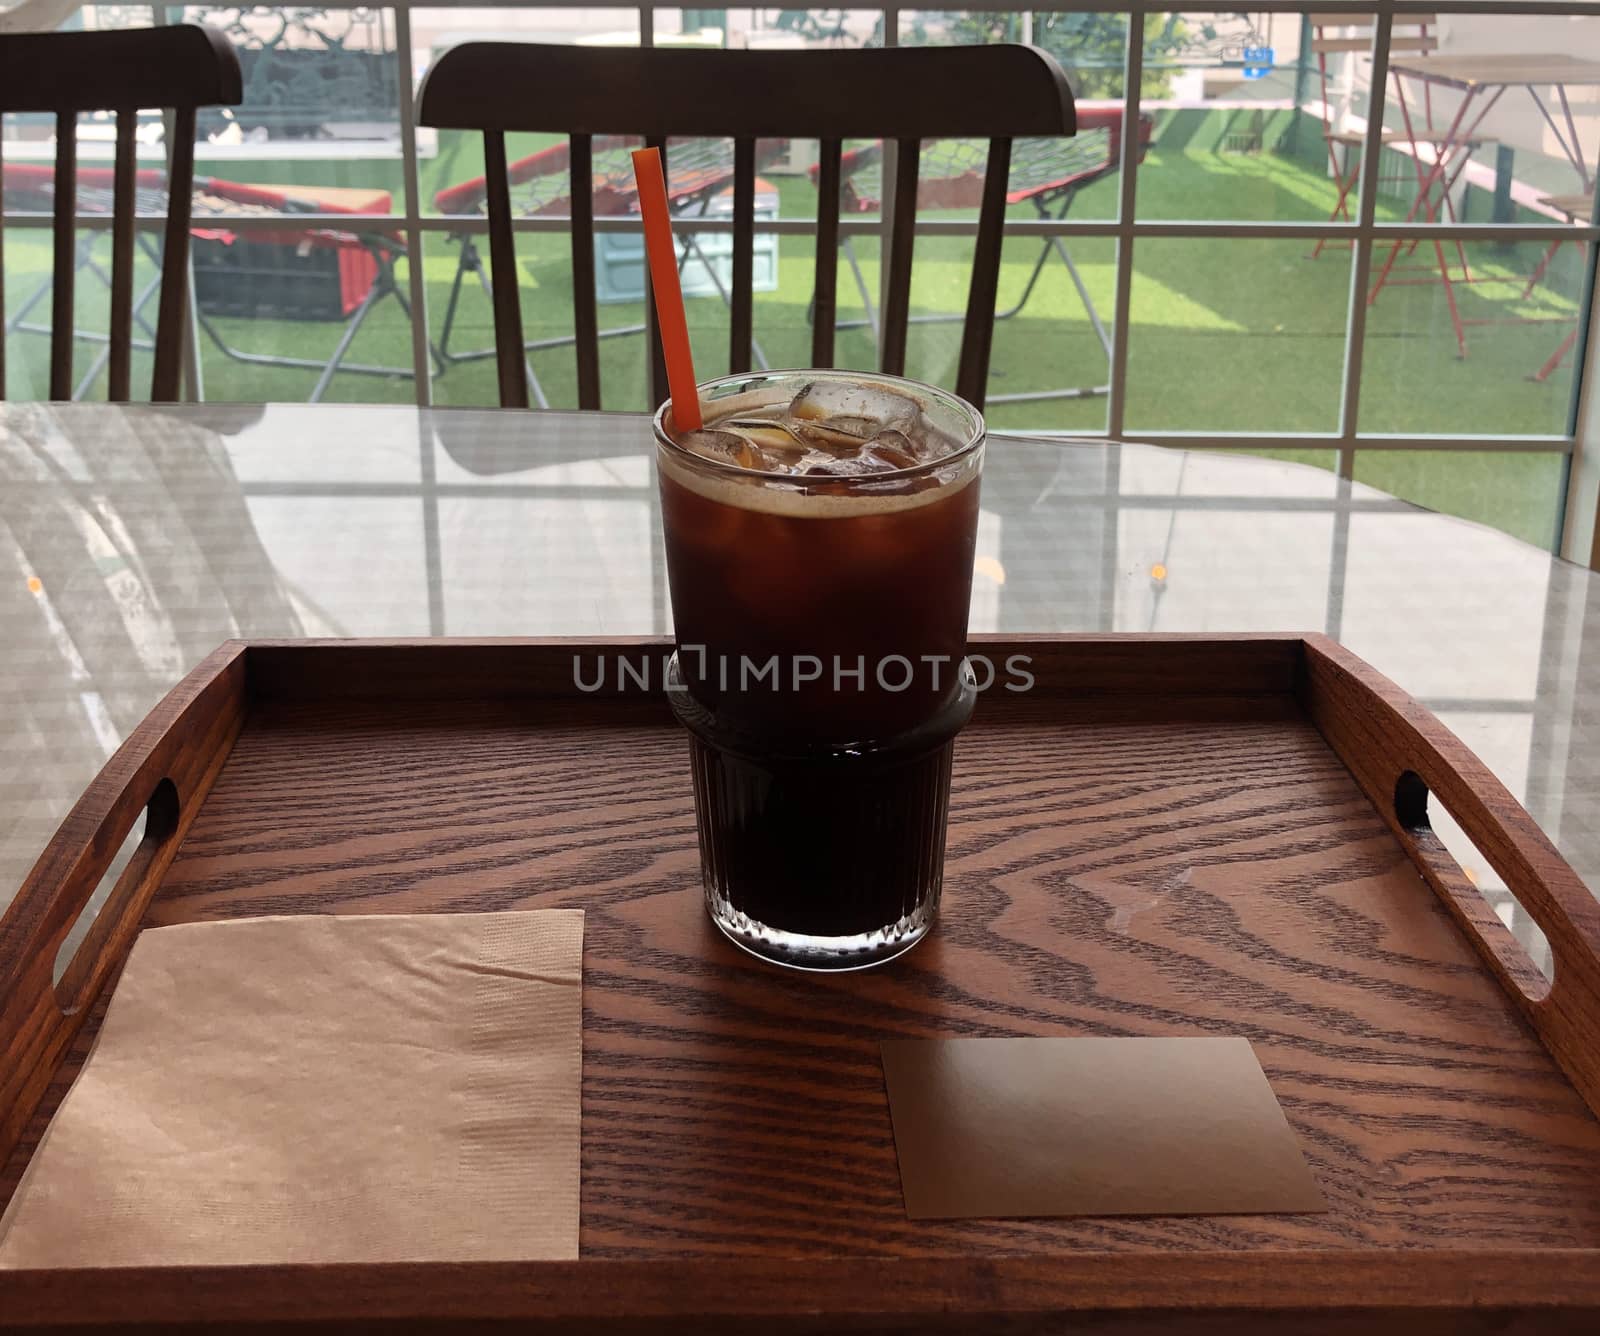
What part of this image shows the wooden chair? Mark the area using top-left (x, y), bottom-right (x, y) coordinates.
top-left (0, 24), bottom-right (242, 402)
top-left (416, 43), bottom-right (1076, 411)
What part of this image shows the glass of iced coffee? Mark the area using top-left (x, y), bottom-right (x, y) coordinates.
top-left (654, 370), bottom-right (984, 971)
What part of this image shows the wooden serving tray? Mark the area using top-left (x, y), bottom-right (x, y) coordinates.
top-left (4, 634), bottom-right (1600, 1332)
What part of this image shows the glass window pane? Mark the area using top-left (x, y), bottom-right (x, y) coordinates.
top-left (3, 108), bottom-right (176, 402)
top-left (1359, 238), bottom-right (1587, 438)
top-left (427, 207), bottom-right (770, 414)
top-left (417, 8), bottom-right (639, 218)
top-left (753, 229), bottom-right (882, 379)
top-left (1381, 14), bottom-right (1600, 232)
top-left (1352, 449), bottom-right (1565, 549)
top-left (56, 7), bottom-right (409, 212)
top-left (428, 229), bottom-right (635, 412)
top-left (1138, 11), bottom-right (1376, 224)
top-left (5, 14), bottom-right (415, 404)
top-left (899, 12), bottom-right (1127, 223)
top-left (983, 232), bottom-right (1115, 435)
top-left (189, 225), bottom-right (418, 404)
top-left (2, 224), bottom-right (159, 401)
top-left (1125, 238), bottom-right (1349, 432)
top-left (655, 8), bottom-right (880, 48)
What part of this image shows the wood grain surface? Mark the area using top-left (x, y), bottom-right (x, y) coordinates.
top-left (4, 636), bottom-right (1600, 1330)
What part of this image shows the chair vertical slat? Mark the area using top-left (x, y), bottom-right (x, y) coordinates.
top-left (811, 137), bottom-right (842, 369)
top-left (879, 136), bottom-right (919, 378)
top-left (568, 134), bottom-right (601, 410)
top-left (49, 113), bottom-right (77, 401)
top-left (481, 129), bottom-right (528, 409)
top-left (729, 137), bottom-right (755, 375)
top-left (956, 136), bottom-right (1011, 411)
top-left (108, 107), bottom-right (137, 402)
top-left (643, 135), bottom-right (670, 412)
top-left (150, 105), bottom-right (196, 402)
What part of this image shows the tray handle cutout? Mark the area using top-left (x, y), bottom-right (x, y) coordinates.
top-left (1394, 770), bottom-right (1553, 1004)
top-left (0, 642), bottom-right (246, 1169)
top-left (52, 779), bottom-right (179, 1017)
top-left (1305, 635), bottom-right (1600, 1118)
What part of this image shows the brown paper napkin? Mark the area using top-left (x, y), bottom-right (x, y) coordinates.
top-left (0, 909), bottom-right (583, 1267)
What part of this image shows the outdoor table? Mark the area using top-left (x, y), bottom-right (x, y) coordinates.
top-left (1377, 53), bottom-right (1600, 360)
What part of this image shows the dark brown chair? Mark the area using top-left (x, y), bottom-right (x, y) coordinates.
top-left (0, 24), bottom-right (242, 402)
top-left (416, 43), bottom-right (1076, 411)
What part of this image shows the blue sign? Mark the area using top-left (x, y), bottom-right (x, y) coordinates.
top-left (1243, 46), bottom-right (1274, 80)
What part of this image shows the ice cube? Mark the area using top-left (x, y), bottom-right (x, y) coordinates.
top-left (791, 419), bottom-right (874, 453)
top-left (788, 380), bottom-right (920, 431)
top-left (678, 429), bottom-right (762, 471)
top-left (715, 418), bottom-right (811, 458)
top-left (858, 430), bottom-right (921, 471)
top-left (802, 455), bottom-right (887, 478)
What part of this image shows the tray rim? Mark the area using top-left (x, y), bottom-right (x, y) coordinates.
top-left (5, 632), bottom-right (1600, 1329)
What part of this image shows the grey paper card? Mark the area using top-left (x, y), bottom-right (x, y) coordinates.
top-left (880, 1036), bottom-right (1327, 1220)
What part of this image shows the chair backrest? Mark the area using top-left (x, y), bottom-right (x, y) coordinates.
top-left (0, 24), bottom-right (242, 402)
top-left (417, 43), bottom-right (1076, 411)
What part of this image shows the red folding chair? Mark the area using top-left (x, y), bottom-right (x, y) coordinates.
top-left (810, 106), bottom-right (1152, 403)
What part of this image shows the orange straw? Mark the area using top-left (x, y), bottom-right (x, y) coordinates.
top-left (630, 148), bottom-right (703, 432)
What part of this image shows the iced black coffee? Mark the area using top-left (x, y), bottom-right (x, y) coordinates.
top-left (656, 371), bottom-right (984, 971)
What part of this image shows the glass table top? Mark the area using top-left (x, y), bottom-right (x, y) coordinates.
top-left (3, 401), bottom-right (1594, 972)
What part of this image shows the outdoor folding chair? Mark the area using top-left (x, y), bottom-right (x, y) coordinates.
top-left (0, 23), bottom-right (241, 401)
top-left (813, 105), bottom-right (1153, 405)
top-left (416, 42), bottom-right (1076, 411)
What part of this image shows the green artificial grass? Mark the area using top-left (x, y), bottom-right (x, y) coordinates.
top-left (3, 140), bottom-right (1582, 548)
